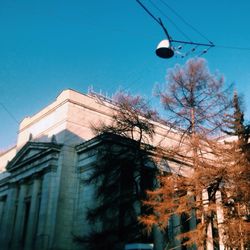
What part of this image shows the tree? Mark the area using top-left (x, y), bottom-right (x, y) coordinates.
top-left (140, 58), bottom-right (239, 249)
top-left (223, 91), bottom-right (250, 147)
top-left (76, 92), bottom-right (159, 250)
top-left (220, 91), bottom-right (250, 249)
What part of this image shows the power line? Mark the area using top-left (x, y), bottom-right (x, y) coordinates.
top-left (158, 0), bottom-right (213, 44)
top-left (157, 0), bottom-right (250, 52)
top-left (136, 0), bottom-right (214, 59)
top-left (136, 0), bottom-right (250, 53)
top-left (148, 0), bottom-right (193, 42)
top-left (0, 102), bottom-right (19, 124)
top-left (216, 45), bottom-right (250, 51)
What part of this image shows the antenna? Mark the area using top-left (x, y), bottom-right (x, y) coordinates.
top-left (136, 0), bottom-right (215, 59)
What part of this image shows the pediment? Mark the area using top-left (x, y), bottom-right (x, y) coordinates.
top-left (6, 141), bottom-right (62, 172)
top-left (21, 148), bottom-right (43, 161)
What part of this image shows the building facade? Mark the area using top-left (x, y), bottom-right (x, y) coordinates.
top-left (0, 89), bottom-right (209, 250)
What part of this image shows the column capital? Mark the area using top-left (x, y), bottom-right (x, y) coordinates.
top-left (18, 178), bottom-right (26, 185)
top-left (42, 165), bottom-right (57, 175)
top-left (8, 182), bottom-right (18, 189)
top-left (31, 173), bottom-right (42, 181)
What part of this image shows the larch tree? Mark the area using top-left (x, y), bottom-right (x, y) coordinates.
top-left (223, 91), bottom-right (250, 147)
top-left (220, 91), bottom-right (250, 249)
top-left (76, 92), bottom-right (159, 250)
top-left (140, 58), bottom-right (239, 249)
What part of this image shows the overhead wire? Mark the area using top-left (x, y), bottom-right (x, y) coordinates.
top-left (148, 0), bottom-right (193, 42)
top-left (151, 0), bottom-right (250, 52)
top-left (197, 46), bottom-right (213, 57)
top-left (158, 0), bottom-right (213, 44)
top-left (0, 102), bottom-right (19, 124)
top-left (137, 0), bottom-right (215, 59)
top-left (215, 45), bottom-right (250, 51)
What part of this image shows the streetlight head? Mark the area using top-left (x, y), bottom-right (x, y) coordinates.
top-left (155, 39), bottom-right (174, 58)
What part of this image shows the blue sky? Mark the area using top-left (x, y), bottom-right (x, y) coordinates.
top-left (1, 0), bottom-right (250, 150)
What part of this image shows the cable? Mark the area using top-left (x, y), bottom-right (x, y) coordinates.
top-left (136, 0), bottom-right (160, 25)
top-left (136, 1), bottom-right (250, 52)
top-left (0, 102), bottom-right (19, 124)
top-left (215, 45), bottom-right (250, 51)
top-left (158, 0), bottom-right (213, 44)
top-left (155, 0), bottom-right (250, 52)
top-left (197, 45), bottom-right (213, 57)
top-left (148, 0), bottom-right (193, 42)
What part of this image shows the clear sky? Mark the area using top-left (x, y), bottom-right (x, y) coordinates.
top-left (1, 0), bottom-right (250, 150)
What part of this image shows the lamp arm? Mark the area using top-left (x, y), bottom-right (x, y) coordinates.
top-left (171, 39), bottom-right (215, 47)
top-left (158, 18), bottom-right (172, 41)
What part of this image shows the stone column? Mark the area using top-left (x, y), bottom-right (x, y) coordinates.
top-left (35, 167), bottom-right (58, 250)
top-left (24, 176), bottom-right (41, 250)
top-left (215, 190), bottom-right (225, 250)
top-left (188, 208), bottom-right (197, 250)
top-left (0, 183), bottom-right (18, 249)
top-left (186, 192), bottom-right (197, 250)
top-left (12, 181), bottom-right (28, 250)
top-left (153, 225), bottom-right (164, 250)
top-left (202, 189), bottom-right (214, 250)
top-left (188, 191), bottom-right (197, 230)
top-left (189, 208), bottom-right (197, 229)
top-left (0, 196), bottom-right (6, 233)
top-left (172, 214), bottom-right (182, 250)
top-left (0, 196), bottom-right (6, 218)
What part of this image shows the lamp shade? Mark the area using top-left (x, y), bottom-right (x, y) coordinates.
top-left (155, 39), bottom-right (174, 58)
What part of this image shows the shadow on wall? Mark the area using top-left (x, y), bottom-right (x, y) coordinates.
top-left (27, 129), bottom-right (88, 147)
top-left (0, 129), bottom-right (88, 175)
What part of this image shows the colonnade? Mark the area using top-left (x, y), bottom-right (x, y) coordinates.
top-left (0, 168), bottom-right (58, 250)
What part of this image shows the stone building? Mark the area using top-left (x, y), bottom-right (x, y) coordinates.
top-left (0, 89), bottom-right (217, 250)
top-left (0, 89), bottom-right (184, 250)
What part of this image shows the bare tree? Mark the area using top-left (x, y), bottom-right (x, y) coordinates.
top-left (140, 58), bottom-right (244, 249)
top-left (77, 92), bottom-right (159, 250)
top-left (93, 92), bottom-right (158, 144)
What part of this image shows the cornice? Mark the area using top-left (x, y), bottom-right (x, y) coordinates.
top-left (6, 141), bottom-right (62, 172)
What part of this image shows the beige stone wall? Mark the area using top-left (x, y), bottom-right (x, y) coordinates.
top-left (17, 90), bottom-right (115, 148)
top-left (0, 147), bottom-right (16, 172)
top-left (0, 88), bottom-right (184, 173)
top-left (17, 97), bottom-right (69, 147)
